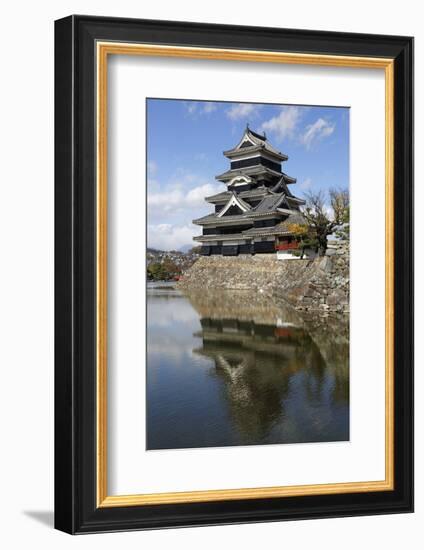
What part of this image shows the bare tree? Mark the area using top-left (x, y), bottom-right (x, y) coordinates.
top-left (302, 188), bottom-right (349, 255)
top-left (330, 188), bottom-right (350, 241)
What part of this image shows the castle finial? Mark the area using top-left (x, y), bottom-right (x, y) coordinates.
top-left (246, 122), bottom-right (249, 130)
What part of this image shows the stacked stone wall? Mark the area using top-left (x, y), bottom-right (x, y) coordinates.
top-left (178, 241), bottom-right (349, 313)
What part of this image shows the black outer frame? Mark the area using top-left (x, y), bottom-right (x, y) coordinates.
top-left (54, 15), bottom-right (414, 534)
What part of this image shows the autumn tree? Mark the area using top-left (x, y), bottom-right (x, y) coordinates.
top-left (147, 259), bottom-right (181, 281)
top-left (161, 258), bottom-right (181, 278)
top-left (286, 222), bottom-right (318, 259)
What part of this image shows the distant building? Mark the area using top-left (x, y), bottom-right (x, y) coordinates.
top-left (193, 126), bottom-right (306, 256)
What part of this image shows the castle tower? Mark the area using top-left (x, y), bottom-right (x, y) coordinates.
top-left (193, 126), bottom-right (306, 256)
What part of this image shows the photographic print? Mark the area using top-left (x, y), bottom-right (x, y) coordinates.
top-left (146, 98), bottom-right (350, 450)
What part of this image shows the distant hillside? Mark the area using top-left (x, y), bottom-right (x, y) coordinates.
top-left (146, 247), bottom-right (200, 281)
top-left (179, 244), bottom-right (194, 253)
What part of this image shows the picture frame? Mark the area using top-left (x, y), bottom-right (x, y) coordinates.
top-left (54, 15), bottom-right (414, 534)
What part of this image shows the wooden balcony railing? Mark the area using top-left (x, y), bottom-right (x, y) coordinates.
top-left (275, 242), bottom-right (299, 251)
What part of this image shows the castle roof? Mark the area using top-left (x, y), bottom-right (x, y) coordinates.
top-left (193, 192), bottom-right (296, 225)
top-left (192, 213), bottom-right (251, 225)
top-left (215, 165), bottom-right (283, 182)
top-left (193, 212), bottom-right (307, 240)
top-left (252, 192), bottom-right (289, 213)
top-left (223, 127), bottom-right (288, 161)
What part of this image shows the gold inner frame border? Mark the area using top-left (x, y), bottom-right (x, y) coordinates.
top-left (96, 42), bottom-right (394, 508)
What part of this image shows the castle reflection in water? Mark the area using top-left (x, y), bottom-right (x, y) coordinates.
top-left (146, 284), bottom-right (349, 450)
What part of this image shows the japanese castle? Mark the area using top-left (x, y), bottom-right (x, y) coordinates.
top-left (193, 126), bottom-right (306, 256)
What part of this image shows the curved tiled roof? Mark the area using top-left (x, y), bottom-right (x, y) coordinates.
top-left (194, 212), bottom-right (307, 241)
top-left (241, 212), bottom-right (308, 237)
top-left (193, 232), bottom-right (246, 242)
top-left (192, 213), bottom-right (251, 224)
top-left (193, 193), bottom-right (298, 225)
top-left (241, 226), bottom-right (293, 237)
top-left (223, 128), bottom-right (288, 160)
top-left (249, 127), bottom-right (267, 141)
top-left (215, 165), bottom-right (283, 182)
top-left (252, 193), bottom-right (287, 213)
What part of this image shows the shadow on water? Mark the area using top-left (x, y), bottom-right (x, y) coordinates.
top-left (146, 283), bottom-right (349, 450)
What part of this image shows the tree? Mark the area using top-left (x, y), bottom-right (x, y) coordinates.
top-left (188, 245), bottom-right (202, 255)
top-left (331, 188), bottom-right (350, 241)
top-left (161, 258), bottom-right (181, 279)
top-left (147, 262), bottom-right (167, 281)
top-left (286, 222), bottom-right (318, 259)
top-left (301, 188), bottom-right (349, 256)
top-left (147, 259), bottom-right (181, 281)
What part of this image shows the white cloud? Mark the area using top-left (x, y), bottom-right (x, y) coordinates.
top-left (185, 183), bottom-right (221, 206)
top-left (260, 106), bottom-right (302, 141)
top-left (148, 223), bottom-right (198, 251)
top-left (185, 102), bottom-right (197, 115)
top-left (148, 182), bottom-right (221, 212)
top-left (260, 108), bottom-right (335, 149)
top-left (184, 101), bottom-right (218, 117)
top-left (298, 177), bottom-right (313, 191)
top-left (301, 118), bottom-right (335, 149)
top-left (202, 102), bottom-right (217, 114)
top-left (148, 188), bottom-right (184, 212)
top-left (147, 170), bottom-right (223, 248)
top-left (226, 103), bottom-right (261, 121)
top-left (324, 204), bottom-right (334, 219)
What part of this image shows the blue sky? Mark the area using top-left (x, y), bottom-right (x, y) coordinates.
top-left (147, 99), bottom-right (349, 251)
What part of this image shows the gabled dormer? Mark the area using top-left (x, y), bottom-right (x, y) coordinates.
top-left (217, 193), bottom-right (252, 217)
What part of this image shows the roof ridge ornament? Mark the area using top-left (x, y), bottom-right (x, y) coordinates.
top-left (247, 126), bottom-right (267, 141)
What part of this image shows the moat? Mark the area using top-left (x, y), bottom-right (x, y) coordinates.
top-left (146, 282), bottom-right (349, 450)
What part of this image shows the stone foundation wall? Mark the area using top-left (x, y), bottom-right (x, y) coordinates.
top-left (178, 241), bottom-right (349, 313)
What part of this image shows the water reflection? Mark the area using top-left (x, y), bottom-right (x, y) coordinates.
top-left (146, 284), bottom-right (349, 450)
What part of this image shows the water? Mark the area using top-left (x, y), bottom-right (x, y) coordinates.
top-left (146, 282), bottom-right (349, 450)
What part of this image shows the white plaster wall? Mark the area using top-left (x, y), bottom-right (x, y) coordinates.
top-left (276, 251), bottom-right (298, 260)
